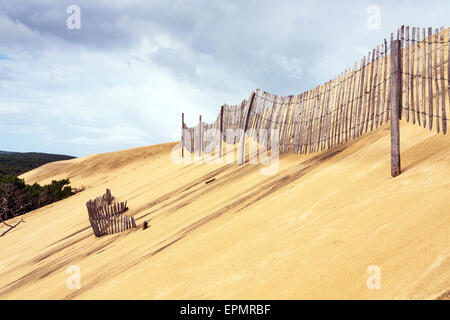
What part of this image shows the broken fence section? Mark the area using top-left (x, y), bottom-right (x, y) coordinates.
top-left (86, 188), bottom-right (136, 237)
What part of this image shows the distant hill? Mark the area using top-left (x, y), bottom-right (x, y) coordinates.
top-left (0, 151), bottom-right (75, 178)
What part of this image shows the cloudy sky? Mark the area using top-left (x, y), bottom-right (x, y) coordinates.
top-left (0, 0), bottom-right (448, 157)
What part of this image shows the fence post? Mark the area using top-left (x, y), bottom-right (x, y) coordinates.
top-left (199, 115), bottom-right (202, 158)
top-left (390, 40), bottom-right (401, 177)
top-left (181, 113), bottom-right (184, 158)
top-left (239, 92), bottom-right (256, 164)
top-left (219, 106), bottom-right (224, 158)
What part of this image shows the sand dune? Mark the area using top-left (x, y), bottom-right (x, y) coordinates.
top-left (0, 121), bottom-right (449, 299)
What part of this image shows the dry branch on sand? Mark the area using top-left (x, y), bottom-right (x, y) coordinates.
top-left (0, 218), bottom-right (25, 237)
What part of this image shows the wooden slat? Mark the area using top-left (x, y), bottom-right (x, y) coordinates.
top-left (342, 69), bottom-right (351, 142)
top-left (427, 27), bottom-right (434, 130)
top-left (338, 70), bottom-right (348, 143)
top-left (93, 219), bottom-right (99, 237)
top-left (366, 49), bottom-right (376, 132)
top-left (404, 26), bottom-right (410, 122)
top-left (304, 90), bottom-right (314, 153)
top-left (343, 68), bottom-right (352, 142)
top-left (360, 52), bottom-right (370, 136)
top-left (291, 94), bottom-right (302, 153)
top-left (266, 93), bottom-right (275, 146)
top-left (276, 94), bottom-right (285, 151)
top-left (356, 57), bottom-right (366, 136)
top-left (315, 87), bottom-right (323, 150)
top-left (301, 91), bottom-right (310, 153)
top-left (89, 218), bottom-right (97, 236)
top-left (337, 72), bottom-right (346, 144)
top-left (263, 94), bottom-right (275, 150)
top-left (410, 27), bottom-right (416, 124)
top-left (386, 33), bottom-right (394, 123)
top-left (321, 81), bottom-right (331, 150)
top-left (315, 84), bottom-right (326, 151)
top-left (422, 28), bottom-right (427, 128)
top-left (390, 39), bottom-right (401, 177)
top-left (290, 95), bottom-right (300, 152)
top-left (286, 95), bottom-right (296, 152)
top-left (344, 67), bottom-right (354, 141)
top-left (334, 72), bottom-right (343, 144)
top-left (399, 26), bottom-right (404, 120)
top-left (307, 88), bottom-right (318, 152)
top-left (310, 87), bottom-right (320, 152)
top-left (302, 92), bottom-right (309, 152)
top-left (374, 45), bottom-right (382, 129)
top-left (250, 92), bottom-right (260, 140)
top-left (277, 96), bottom-right (286, 152)
top-left (266, 96), bottom-right (276, 151)
top-left (326, 78), bottom-right (339, 149)
top-left (351, 61), bottom-right (362, 138)
top-left (332, 74), bottom-right (341, 146)
top-left (440, 27), bottom-right (447, 134)
top-left (289, 94), bottom-right (299, 153)
top-left (255, 92), bottom-right (265, 140)
top-left (328, 80), bottom-right (336, 148)
top-left (297, 93), bottom-right (307, 153)
top-left (415, 27), bottom-right (421, 126)
top-left (269, 95), bottom-right (280, 151)
top-left (328, 78), bottom-right (338, 148)
top-left (346, 69), bottom-right (354, 141)
top-left (101, 214), bottom-right (107, 235)
top-left (381, 39), bottom-right (388, 124)
top-left (283, 96), bottom-right (294, 153)
top-left (434, 28), bottom-right (440, 133)
top-left (273, 95), bottom-right (284, 154)
top-left (261, 93), bottom-right (271, 147)
top-left (318, 83), bottom-right (326, 150)
top-left (372, 45), bottom-right (380, 130)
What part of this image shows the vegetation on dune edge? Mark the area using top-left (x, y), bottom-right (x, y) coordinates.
top-left (0, 175), bottom-right (79, 235)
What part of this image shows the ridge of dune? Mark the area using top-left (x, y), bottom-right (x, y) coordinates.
top-left (0, 122), bottom-right (449, 299)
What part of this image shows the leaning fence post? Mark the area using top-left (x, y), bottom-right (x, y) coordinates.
top-left (239, 91), bottom-right (256, 164)
top-left (199, 115), bottom-right (202, 158)
top-left (219, 106), bottom-right (224, 158)
top-left (181, 113), bottom-right (184, 158)
top-left (390, 40), bottom-right (402, 177)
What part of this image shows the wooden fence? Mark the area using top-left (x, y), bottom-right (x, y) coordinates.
top-left (182, 26), bottom-right (449, 176)
top-left (86, 189), bottom-right (136, 237)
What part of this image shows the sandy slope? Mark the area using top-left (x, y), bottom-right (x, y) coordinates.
top-left (0, 122), bottom-right (449, 299)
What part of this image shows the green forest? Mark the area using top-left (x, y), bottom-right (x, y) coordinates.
top-left (0, 175), bottom-right (75, 222)
top-left (0, 151), bottom-right (77, 222)
top-left (0, 151), bottom-right (74, 179)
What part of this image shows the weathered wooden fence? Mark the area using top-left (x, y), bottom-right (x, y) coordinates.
top-left (182, 26), bottom-right (449, 177)
top-left (86, 189), bottom-right (136, 237)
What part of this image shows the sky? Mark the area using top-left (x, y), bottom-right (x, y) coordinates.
top-left (0, 0), bottom-right (448, 157)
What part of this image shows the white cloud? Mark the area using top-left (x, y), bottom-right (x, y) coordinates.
top-left (0, 0), bottom-right (449, 156)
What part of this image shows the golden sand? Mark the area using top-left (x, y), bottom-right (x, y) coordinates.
top-left (0, 122), bottom-right (448, 299)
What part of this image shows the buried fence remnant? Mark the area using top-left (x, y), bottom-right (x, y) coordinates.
top-left (86, 188), bottom-right (136, 237)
